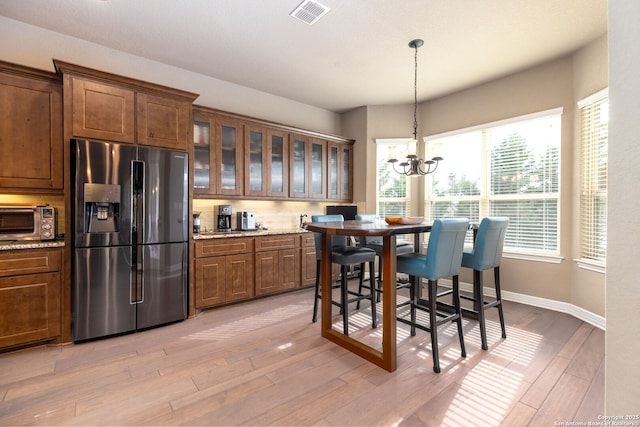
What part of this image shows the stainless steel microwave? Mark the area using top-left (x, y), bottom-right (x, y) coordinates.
top-left (0, 205), bottom-right (57, 241)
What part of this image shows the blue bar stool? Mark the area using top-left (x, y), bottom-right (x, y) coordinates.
top-left (310, 214), bottom-right (377, 335)
top-left (396, 218), bottom-right (469, 373)
top-left (461, 217), bottom-right (509, 350)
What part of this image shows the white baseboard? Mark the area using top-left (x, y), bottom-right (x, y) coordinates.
top-left (445, 280), bottom-right (606, 331)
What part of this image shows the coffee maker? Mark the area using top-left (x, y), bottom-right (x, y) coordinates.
top-left (216, 205), bottom-right (232, 232)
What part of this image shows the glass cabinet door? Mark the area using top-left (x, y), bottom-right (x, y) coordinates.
top-left (245, 125), bottom-right (267, 196)
top-left (328, 143), bottom-right (339, 199)
top-left (290, 134), bottom-right (308, 198)
top-left (193, 120), bottom-right (211, 191)
top-left (341, 144), bottom-right (353, 200)
top-left (216, 117), bottom-right (243, 195)
top-left (267, 128), bottom-right (289, 197)
top-left (310, 138), bottom-right (326, 199)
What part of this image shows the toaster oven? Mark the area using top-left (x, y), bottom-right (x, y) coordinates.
top-left (0, 205), bottom-right (57, 241)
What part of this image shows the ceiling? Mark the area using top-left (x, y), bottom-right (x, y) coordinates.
top-left (0, 0), bottom-right (607, 113)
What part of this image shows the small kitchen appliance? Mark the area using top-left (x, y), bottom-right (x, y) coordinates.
top-left (0, 205), bottom-right (56, 241)
top-left (237, 211), bottom-right (256, 231)
top-left (193, 212), bottom-right (201, 234)
top-left (216, 205), bottom-right (232, 232)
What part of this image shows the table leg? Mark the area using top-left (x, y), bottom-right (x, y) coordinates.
top-left (381, 235), bottom-right (398, 371)
top-left (319, 232), bottom-right (398, 372)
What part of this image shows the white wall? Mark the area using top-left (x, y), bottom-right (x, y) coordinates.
top-left (606, 1), bottom-right (640, 414)
top-left (0, 16), bottom-right (341, 135)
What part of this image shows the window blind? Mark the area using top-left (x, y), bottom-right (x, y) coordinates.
top-left (426, 110), bottom-right (561, 255)
top-left (579, 90), bottom-right (608, 264)
top-left (376, 141), bottom-right (411, 217)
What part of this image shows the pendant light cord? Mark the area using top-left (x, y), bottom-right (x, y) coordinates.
top-left (413, 42), bottom-right (419, 141)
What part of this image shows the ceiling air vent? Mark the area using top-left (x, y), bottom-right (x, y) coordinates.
top-left (290, 0), bottom-right (330, 25)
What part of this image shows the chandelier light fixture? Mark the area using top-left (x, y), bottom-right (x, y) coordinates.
top-left (388, 39), bottom-right (443, 176)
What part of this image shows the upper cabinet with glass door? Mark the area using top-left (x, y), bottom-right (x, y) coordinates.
top-left (310, 138), bottom-right (327, 199)
top-left (244, 124), bottom-right (267, 197)
top-left (328, 141), bottom-right (353, 201)
top-left (193, 107), bottom-right (352, 201)
top-left (193, 108), bottom-right (243, 196)
top-left (267, 128), bottom-right (289, 198)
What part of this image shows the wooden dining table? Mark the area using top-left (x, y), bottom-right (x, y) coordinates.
top-left (304, 219), bottom-right (433, 372)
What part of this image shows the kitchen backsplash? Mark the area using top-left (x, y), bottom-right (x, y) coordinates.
top-left (192, 199), bottom-right (364, 232)
top-left (0, 194), bottom-right (361, 236)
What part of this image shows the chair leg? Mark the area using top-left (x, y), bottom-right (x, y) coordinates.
top-left (356, 262), bottom-right (365, 309)
top-left (376, 256), bottom-right (382, 303)
top-left (409, 276), bottom-right (417, 337)
top-left (495, 266), bottom-right (507, 339)
top-left (369, 260), bottom-right (377, 328)
top-left (341, 265), bottom-right (349, 335)
top-left (428, 279), bottom-right (441, 374)
top-left (475, 269), bottom-right (488, 350)
top-left (453, 275), bottom-right (466, 358)
top-left (312, 260), bottom-right (320, 323)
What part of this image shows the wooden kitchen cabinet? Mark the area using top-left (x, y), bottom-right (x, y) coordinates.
top-left (136, 92), bottom-right (193, 150)
top-left (0, 248), bottom-right (62, 349)
top-left (0, 61), bottom-right (63, 191)
top-left (194, 237), bottom-right (254, 308)
top-left (244, 124), bottom-right (268, 197)
top-left (266, 128), bottom-right (289, 198)
top-left (69, 77), bottom-right (136, 143)
top-left (55, 60), bottom-right (197, 150)
top-left (254, 234), bottom-right (300, 295)
top-left (244, 125), bottom-right (290, 198)
top-left (328, 141), bottom-right (353, 201)
top-left (289, 135), bottom-right (327, 199)
top-left (192, 106), bottom-right (352, 202)
top-left (300, 233), bottom-right (317, 287)
top-left (310, 138), bottom-right (327, 199)
top-left (193, 108), bottom-right (244, 196)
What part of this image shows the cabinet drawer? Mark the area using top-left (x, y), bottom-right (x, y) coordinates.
top-left (255, 234), bottom-right (299, 251)
top-left (194, 237), bottom-right (254, 258)
top-left (0, 249), bottom-right (61, 278)
top-left (301, 233), bottom-right (315, 247)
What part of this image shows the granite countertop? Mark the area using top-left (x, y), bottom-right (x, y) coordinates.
top-left (0, 240), bottom-right (65, 251)
top-left (193, 228), bottom-right (309, 240)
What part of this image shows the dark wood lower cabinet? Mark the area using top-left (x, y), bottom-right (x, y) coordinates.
top-left (0, 248), bottom-right (62, 350)
top-left (194, 233), bottom-right (313, 310)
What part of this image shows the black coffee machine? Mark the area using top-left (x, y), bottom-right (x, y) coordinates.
top-left (216, 205), bottom-right (232, 232)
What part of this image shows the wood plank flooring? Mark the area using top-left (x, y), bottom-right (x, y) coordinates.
top-left (0, 285), bottom-right (604, 426)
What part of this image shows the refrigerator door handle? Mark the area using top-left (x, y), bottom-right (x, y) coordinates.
top-left (132, 159), bottom-right (145, 304)
top-left (130, 246), bottom-right (143, 304)
top-left (132, 160), bottom-right (145, 245)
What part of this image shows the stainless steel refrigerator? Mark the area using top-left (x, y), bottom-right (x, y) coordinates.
top-left (71, 139), bottom-right (188, 342)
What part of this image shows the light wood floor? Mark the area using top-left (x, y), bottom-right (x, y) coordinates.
top-left (0, 285), bottom-right (604, 426)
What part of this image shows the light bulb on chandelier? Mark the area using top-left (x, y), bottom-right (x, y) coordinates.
top-left (387, 39), bottom-right (443, 176)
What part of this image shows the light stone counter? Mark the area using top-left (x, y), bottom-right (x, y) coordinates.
top-left (193, 228), bottom-right (309, 240)
top-left (0, 240), bottom-right (65, 251)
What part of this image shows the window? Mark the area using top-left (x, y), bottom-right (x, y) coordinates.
top-left (376, 139), bottom-right (411, 217)
top-left (578, 89), bottom-right (608, 268)
top-left (426, 109), bottom-right (562, 255)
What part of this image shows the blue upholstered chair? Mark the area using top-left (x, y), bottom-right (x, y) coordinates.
top-left (461, 217), bottom-right (509, 350)
top-left (354, 214), bottom-right (414, 301)
top-left (396, 217), bottom-right (469, 373)
top-left (310, 214), bottom-right (377, 335)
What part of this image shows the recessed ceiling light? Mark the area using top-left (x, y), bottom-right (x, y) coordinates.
top-left (290, 0), bottom-right (330, 26)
